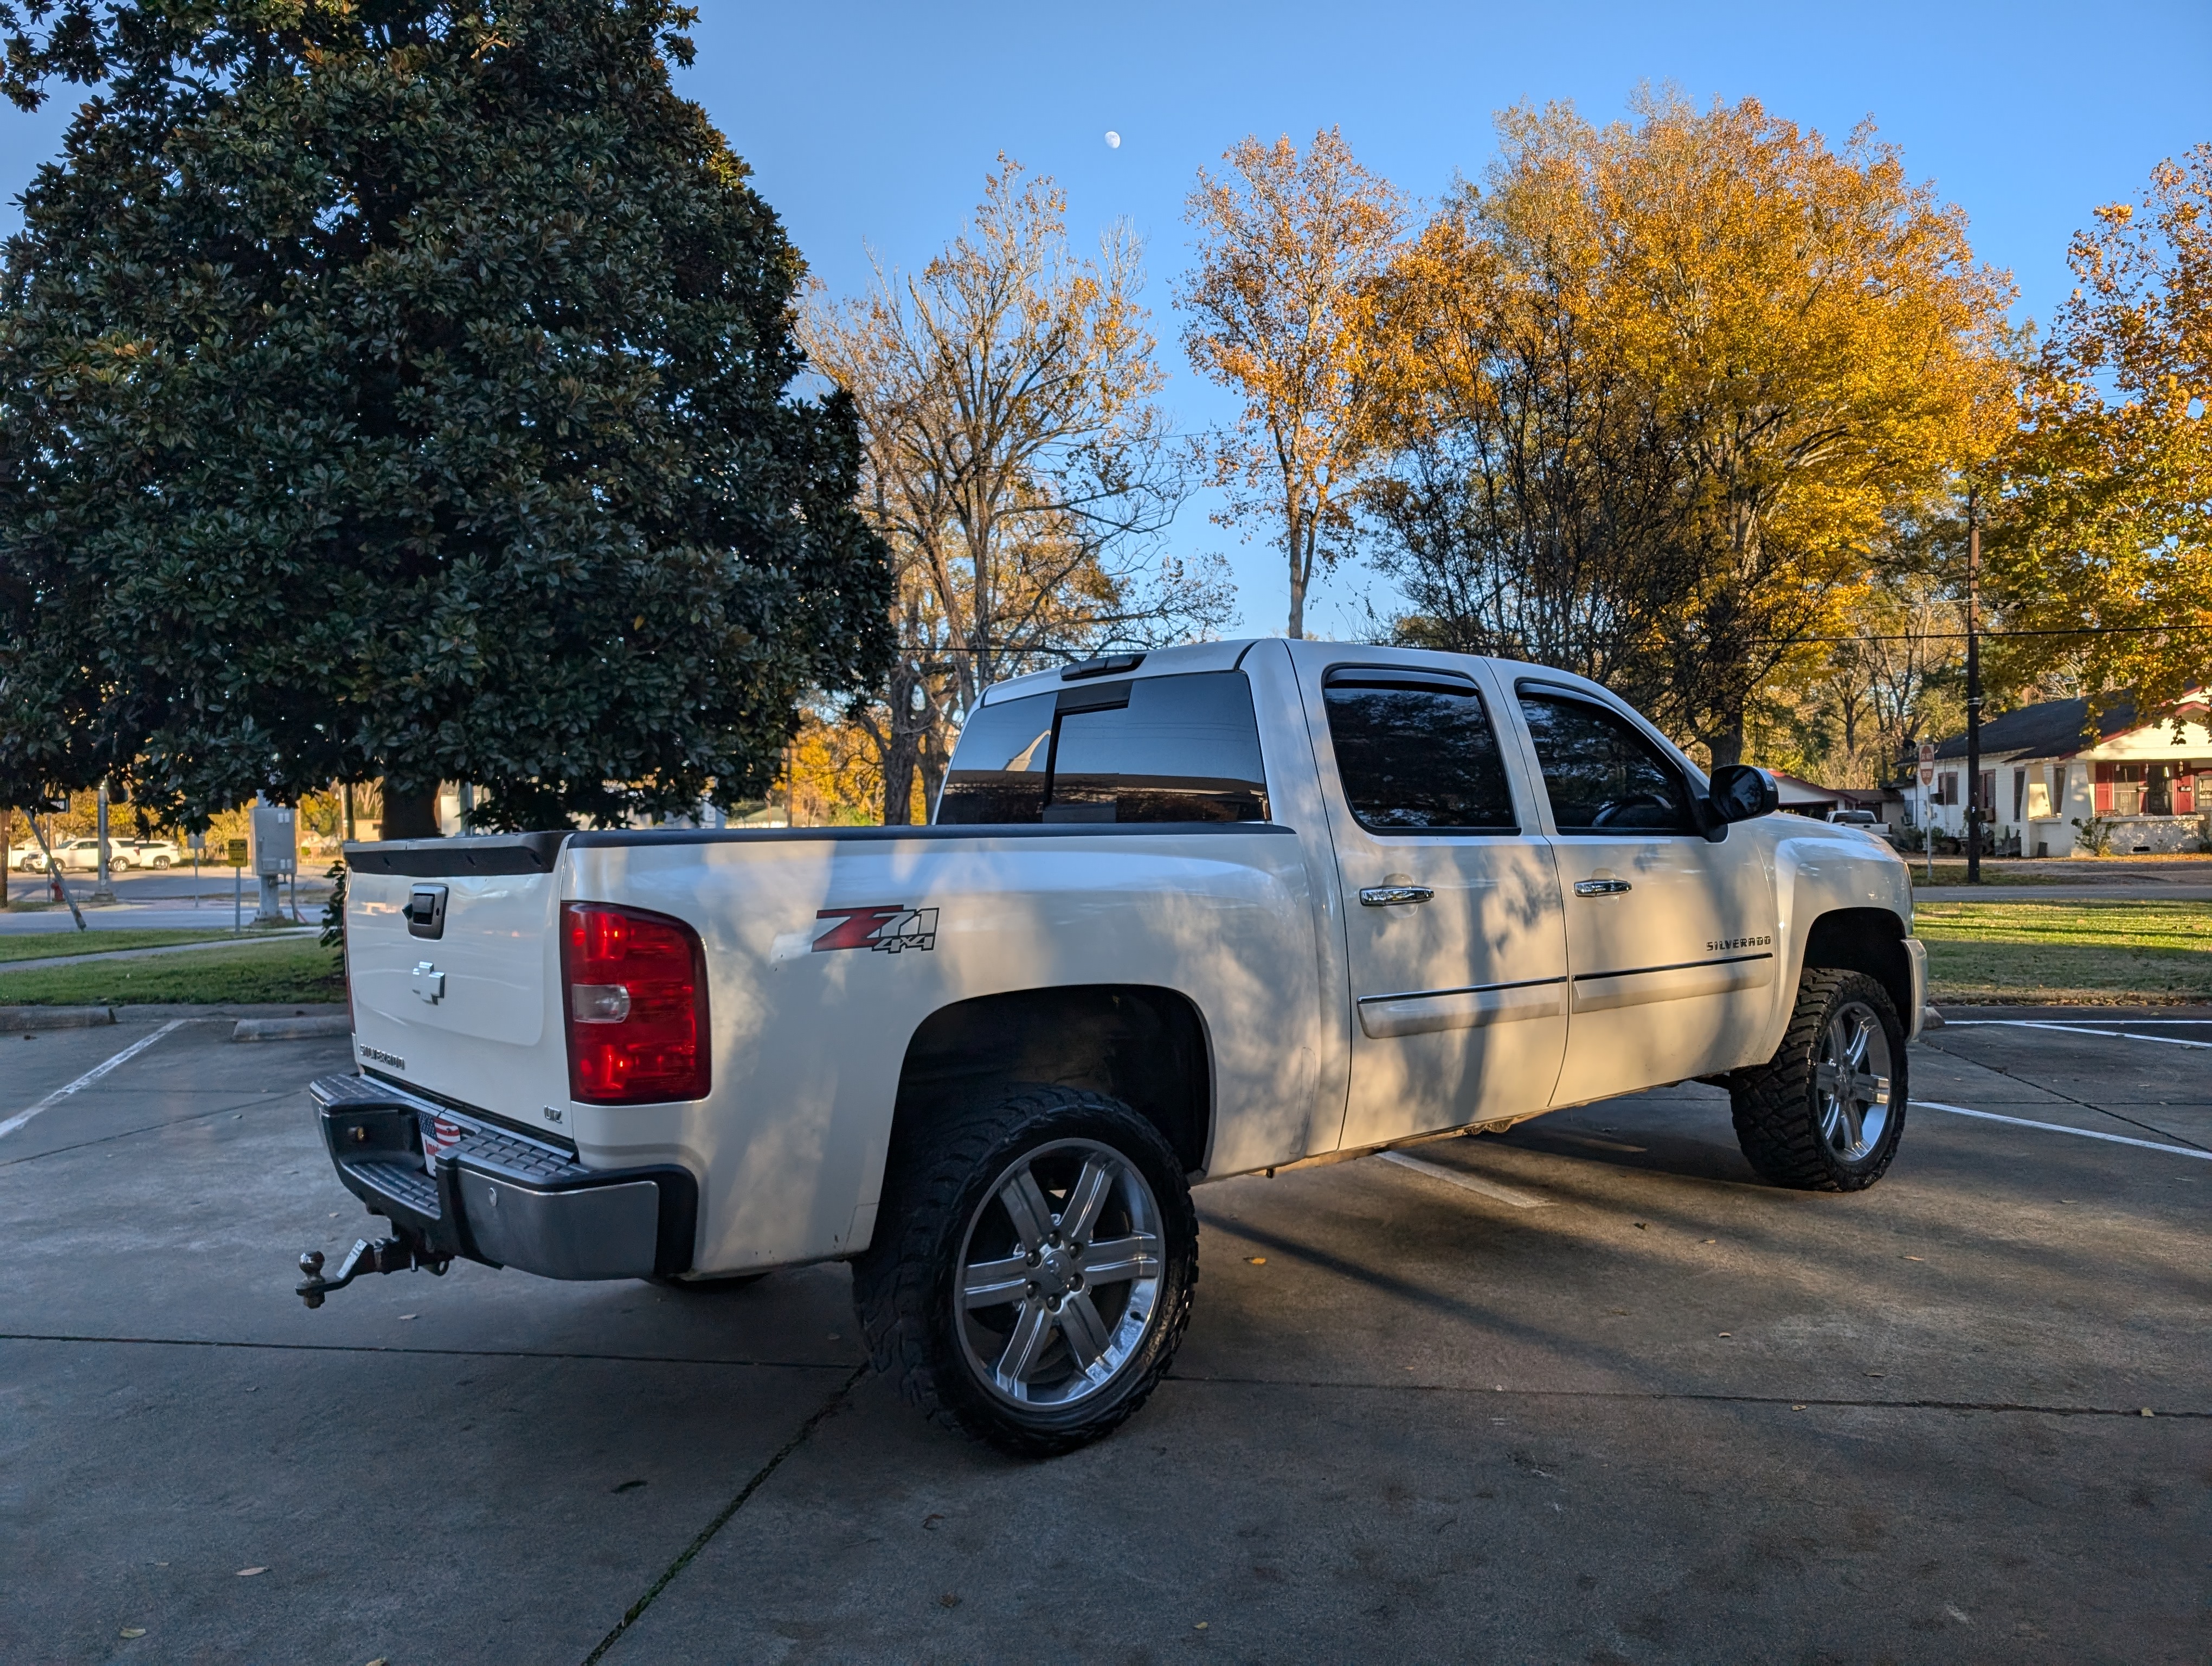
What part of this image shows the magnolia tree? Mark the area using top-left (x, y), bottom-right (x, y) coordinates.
top-left (0, 0), bottom-right (890, 834)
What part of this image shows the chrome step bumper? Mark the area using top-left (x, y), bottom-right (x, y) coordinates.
top-left (310, 1074), bottom-right (696, 1281)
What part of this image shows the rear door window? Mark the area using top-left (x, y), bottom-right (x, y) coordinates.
top-left (1322, 669), bottom-right (1517, 832)
top-left (935, 671), bottom-right (1270, 825)
top-left (933, 693), bottom-right (1054, 824)
top-left (1516, 686), bottom-right (1698, 835)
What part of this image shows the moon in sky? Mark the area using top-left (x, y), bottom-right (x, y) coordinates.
top-left (1104, 131), bottom-right (1121, 149)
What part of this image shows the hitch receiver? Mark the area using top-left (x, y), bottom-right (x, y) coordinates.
top-left (296, 1235), bottom-right (451, 1308)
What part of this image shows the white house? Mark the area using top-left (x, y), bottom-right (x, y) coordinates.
top-left (1912, 695), bottom-right (2211, 857)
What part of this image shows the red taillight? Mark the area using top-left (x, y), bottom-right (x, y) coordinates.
top-left (561, 902), bottom-right (709, 1104)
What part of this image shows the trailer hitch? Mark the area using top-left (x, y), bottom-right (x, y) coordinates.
top-left (295, 1235), bottom-right (451, 1308)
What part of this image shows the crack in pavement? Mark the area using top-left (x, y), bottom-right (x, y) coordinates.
top-left (0, 1332), bottom-right (861, 1372)
top-left (581, 1363), bottom-right (871, 1665)
top-left (1164, 1373), bottom-right (2208, 1418)
top-left (1921, 1038), bottom-right (2212, 1151)
top-left (0, 1088), bottom-right (307, 1167)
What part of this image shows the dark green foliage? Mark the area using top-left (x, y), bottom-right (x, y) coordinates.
top-left (0, 1), bottom-right (891, 828)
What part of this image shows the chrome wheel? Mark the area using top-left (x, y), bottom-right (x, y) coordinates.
top-left (1815, 998), bottom-right (1893, 1163)
top-left (954, 1137), bottom-right (1165, 1411)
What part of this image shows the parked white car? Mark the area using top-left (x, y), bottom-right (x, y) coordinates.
top-left (126, 838), bottom-right (180, 869)
top-left (306, 639), bottom-right (1924, 1454)
top-left (23, 836), bottom-right (130, 872)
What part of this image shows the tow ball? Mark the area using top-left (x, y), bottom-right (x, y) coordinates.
top-left (295, 1236), bottom-right (451, 1308)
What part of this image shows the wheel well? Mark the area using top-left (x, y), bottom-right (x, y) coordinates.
top-left (891, 985), bottom-right (1212, 1174)
top-left (1803, 908), bottom-right (1912, 1021)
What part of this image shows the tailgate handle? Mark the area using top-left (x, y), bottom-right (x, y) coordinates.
top-left (406, 885), bottom-right (449, 939)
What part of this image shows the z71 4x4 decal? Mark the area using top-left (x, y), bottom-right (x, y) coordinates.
top-left (813, 905), bottom-right (940, 954)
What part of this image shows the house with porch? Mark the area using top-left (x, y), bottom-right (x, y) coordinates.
top-left (1912, 695), bottom-right (2211, 857)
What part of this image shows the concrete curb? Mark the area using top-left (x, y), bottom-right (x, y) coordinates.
top-left (232, 1015), bottom-right (352, 1042)
top-left (0, 1005), bottom-right (115, 1032)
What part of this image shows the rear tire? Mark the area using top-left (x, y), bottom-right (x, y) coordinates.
top-left (853, 1086), bottom-right (1197, 1458)
top-left (1730, 969), bottom-right (1908, 1191)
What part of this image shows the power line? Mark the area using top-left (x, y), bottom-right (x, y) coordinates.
top-left (1753, 623), bottom-right (2212, 646)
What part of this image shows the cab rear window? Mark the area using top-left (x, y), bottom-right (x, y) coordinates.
top-left (935, 671), bottom-right (1270, 825)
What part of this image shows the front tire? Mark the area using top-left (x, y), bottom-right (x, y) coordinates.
top-left (152, 856), bottom-right (172, 869)
top-left (853, 1087), bottom-right (1198, 1458)
top-left (1730, 969), bottom-right (1908, 1191)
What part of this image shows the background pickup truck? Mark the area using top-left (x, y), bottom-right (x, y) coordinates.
top-left (311, 639), bottom-right (1923, 1455)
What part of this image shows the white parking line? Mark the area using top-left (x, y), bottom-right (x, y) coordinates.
top-left (1914, 1100), bottom-right (2212, 1161)
top-left (1944, 1020), bottom-right (2212, 1049)
top-left (0, 1021), bottom-right (186, 1140)
top-left (1378, 1149), bottom-right (1553, 1207)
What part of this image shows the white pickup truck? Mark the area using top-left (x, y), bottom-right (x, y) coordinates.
top-left (304, 639), bottom-right (1923, 1454)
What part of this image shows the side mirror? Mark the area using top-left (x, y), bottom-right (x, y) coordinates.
top-left (1704, 764), bottom-right (1779, 838)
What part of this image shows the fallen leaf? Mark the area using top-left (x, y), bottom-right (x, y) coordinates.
top-left (1792, 1405), bottom-right (1807, 1411)
top-left (236, 1567), bottom-right (267, 1577)
top-left (938, 1593), bottom-right (960, 1609)
top-left (397, 1314), bottom-right (416, 1321)
top-left (922, 1513), bottom-right (945, 1530)
top-left (2140, 1408), bottom-right (2155, 1417)
top-left (121, 1629), bottom-right (146, 1639)
top-left (1245, 1256), bottom-right (1266, 1265)
top-left (1904, 1255), bottom-right (1924, 1262)
top-left (1195, 1621), bottom-right (1209, 1630)
top-left (1633, 1222), bottom-right (1648, 1230)
top-left (1717, 1332), bottom-right (1732, 1338)
top-left (1866, 1372), bottom-right (1885, 1379)
top-left (612, 1479), bottom-right (647, 1494)
top-left (1701, 1238), bottom-right (1716, 1244)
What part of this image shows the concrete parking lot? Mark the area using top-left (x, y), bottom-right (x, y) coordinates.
top-left (2, 1014), bottom-right (2206, 1663)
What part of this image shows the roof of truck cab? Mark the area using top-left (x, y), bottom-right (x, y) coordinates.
top-left (976, 639), bottom-right (1266, 706)
top-left (973, 638), bottom-right (1593, 708)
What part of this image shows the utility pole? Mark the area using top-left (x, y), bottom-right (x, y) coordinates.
top-left (89, 778), bottom-right (117, 905)
top-left (1965, 486), bottom-right (1983, 886)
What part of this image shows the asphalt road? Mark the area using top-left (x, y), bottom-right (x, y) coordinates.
top-left (0, 868), bottom-right (333, 935)
top-left (2, 1015), bottom-right (2206, 1663)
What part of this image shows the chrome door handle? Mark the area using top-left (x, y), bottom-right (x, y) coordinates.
top-left (1574, 879), bottom-right (1632, 897)
top-left (1359, 885), bottom-right (1435, 907)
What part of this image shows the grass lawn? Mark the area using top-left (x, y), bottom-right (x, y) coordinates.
top-left (0, 938), bottom-right (344, 1005)
top-left (0, 928), bottom-right (242, 965)
top-left (1906, 863), bottom-right (2092, 887)
top-left (1914, 899), bottom-right (2212, 1003)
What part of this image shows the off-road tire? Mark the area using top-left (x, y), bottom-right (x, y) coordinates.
top-left (1731, 969), bottom-right (1908, 1191)
top-left (852, 1086), bottom-right (1198, 1458)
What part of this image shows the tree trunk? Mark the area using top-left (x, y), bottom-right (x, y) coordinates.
top-left (1707, 709), bottom-right (1747, 770)
top-left (917, 727), bottom-right (949, 822)
top-left (379, 785), bottom-right (441, 840)
top-left (880, 733), bottom-right (920, 825)
top-left (1, 808), bottom-right (10, 906)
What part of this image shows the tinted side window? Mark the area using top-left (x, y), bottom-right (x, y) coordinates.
top-left (1047, 672), bottom-right (1269, 823)
top-left (1323, 673), bottom-right (1517, 832)
top-left (1517, 688), bottom-right (1697, 835)
top-left (934, 673), bottom-right (1269, 825)
top-left (934, 693), bottom-right (1054, 824)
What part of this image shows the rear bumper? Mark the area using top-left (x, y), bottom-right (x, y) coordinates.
top-left (310, 1074), bottom-right (696, 1281)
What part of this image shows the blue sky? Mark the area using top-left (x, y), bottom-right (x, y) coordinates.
top-left (3, 1), bottom-right (2205, 636)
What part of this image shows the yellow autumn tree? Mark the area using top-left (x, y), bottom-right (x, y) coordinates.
top-left (1991, 145), bottom-right (2212, 727)
top-left (1180, 128), bottom-right (1406, 639)
top-left (1360, 91), bottom-right (2016, 762)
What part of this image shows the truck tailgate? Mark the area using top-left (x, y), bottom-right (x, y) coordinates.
top-left (344, 835), bottom-right (570, 1133)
